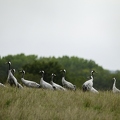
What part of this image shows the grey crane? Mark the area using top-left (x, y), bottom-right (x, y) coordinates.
top-left (11, 69), bottom-right (23, 89)
top-left (20, 70), bottom-right (40, 88)
top-left (112, 78), bottom-right (120, 93)
top-left (50, 73), bottom-right (66, 91)
top-left (60, 69), bottom-right (76, 90)
top-left (82, 70), bottom-right (97, 92)
top-left (6, 61), bottom-right (18, 87)
top-left (39, 71), bottom-right (54, 90)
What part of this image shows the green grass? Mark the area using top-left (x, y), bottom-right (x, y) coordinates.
top-left (0, 86), bottom-right (120, 120)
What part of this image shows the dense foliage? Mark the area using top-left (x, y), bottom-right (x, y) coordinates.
top-left (0, 53), bottom-right (120, 90)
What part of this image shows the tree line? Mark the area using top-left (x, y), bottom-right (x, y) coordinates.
top-left (0, 53), bottom-right (120, 90)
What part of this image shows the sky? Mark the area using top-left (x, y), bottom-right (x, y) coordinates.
top-left (0, 0), bottom-right (120, 70)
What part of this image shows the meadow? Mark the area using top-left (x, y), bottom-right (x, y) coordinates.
top-left (0, 86), bottom-right (120, 120)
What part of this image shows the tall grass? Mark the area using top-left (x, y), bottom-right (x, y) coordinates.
top-left (0, 86), bottom-right (120, 120)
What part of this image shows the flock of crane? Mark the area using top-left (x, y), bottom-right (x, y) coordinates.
top-left (0, 61), bottom-right (120, 93)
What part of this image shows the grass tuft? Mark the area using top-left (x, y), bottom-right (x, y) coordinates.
top-left (5, 99), bottom-right (12, 107)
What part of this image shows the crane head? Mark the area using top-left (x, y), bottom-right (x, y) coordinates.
top-left (113, 78), bottom-right (116, 81)
top-left (91, 70), bottom-right (96, 73)
top-left (6, 61), bottom-right (11, 65)
top-left (90, 70), bottom-right (97, 78)
top-left (19, 70), bottom-right (25, 74)
top-left (51, 73), bottom-right (56, 77)
top-left (60, 69), bottom-right (66, 73)
top-left (91, 70), bottom-right (97, 75)
top-left (63, 69), bottom-right (66, 73)
top-left (39, 70), bottom-right (44, 74)
top-left (60, 69), bottom-right (66, 77)
top-left (39, 70), bottom-right (44, 77)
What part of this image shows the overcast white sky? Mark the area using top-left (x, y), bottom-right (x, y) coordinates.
top-left (0, 0), bottom-right (120, 70)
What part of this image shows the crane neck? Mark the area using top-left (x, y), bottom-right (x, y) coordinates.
top-left (62, 76), bottom-right (65, 80)
top-left (12, 71), bottom-right (15, 76)
top-left (113, 79), bottom-right (116, 86)
top-left (50, 79), bottom-right (53, 85)
top-left (21, 72), bottom-right (25, 78)
top-left (90, 76), bottom-right (94, 81)
top-left (40, 77), bottom-right (44, 81)
top-left (91, 72), bottom-right (94, 78)
top-left (40, 73), bottom-right (44, 80)
top-left (41, 73), bottom-right (44, 78)
top-left (51, 76), bottom-right (54, 82)
top-left (11, 69), bottom-right (15, 75)
top-left (62, 72), bottom-right (65, 77)
top-left (8, 63), bottom-right (11, 70)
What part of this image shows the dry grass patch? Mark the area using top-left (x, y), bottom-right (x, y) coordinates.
top-left (0, 87), bottom-right (120, 120)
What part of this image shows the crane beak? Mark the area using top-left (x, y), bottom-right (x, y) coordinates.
top-left (19, 70), bottom-right (23, 73)
top-left (93, 70), bottom-right (97, 73)
top-left (5, 62), bottom-right (8, 64)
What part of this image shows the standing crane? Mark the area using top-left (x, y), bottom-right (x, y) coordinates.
top-left (39, 71), bottom-right (54, 90)
top-left (6, 61), bottom-right (18, 87)
top-left (12, 69), bottom-right (23, 89)
top-left (82, 70), bottom-right (98, 92)
top-left (60, 69), bottom-right (76, 90)
top-left (50, 73), bottom-right (66, 91)
top-left (19, 70), bottom-right (40, 88)
top-left (112, 78), bottom-right (120, 93)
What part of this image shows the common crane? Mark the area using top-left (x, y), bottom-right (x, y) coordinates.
top-left (112, 78), bottom-right (120, 93)
top-left (6, 61), bottom-right (18, 87)
top-left (12, 69), bottom-right (23, 89)
top-left (82, 70), bottom-right (97, 92)
top-left (20, 70), bottom-right (40, 88)
top-left (39, 71), bottom-right (54, 90)
top-left (60, 69), bottom-right (76, 90)
top-left (50, 73), bottom-right (66, 91)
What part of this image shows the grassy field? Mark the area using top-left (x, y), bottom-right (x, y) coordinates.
top-left (0, 86), bottom-right (120, 120)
